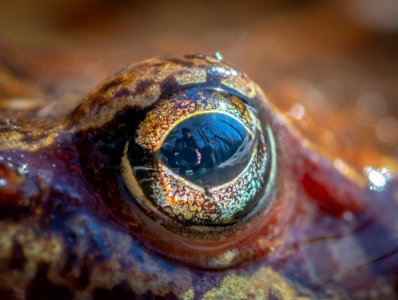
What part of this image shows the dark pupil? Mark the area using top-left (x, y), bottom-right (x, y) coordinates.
top-left (158, 113), bottom-right (253, 186)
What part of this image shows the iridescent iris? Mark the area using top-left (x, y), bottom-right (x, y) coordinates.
top-left (122, 87), bottom-right (274, 226)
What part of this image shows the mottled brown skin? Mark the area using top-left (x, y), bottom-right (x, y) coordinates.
top-left (0, 54), bottom-right (397, 300)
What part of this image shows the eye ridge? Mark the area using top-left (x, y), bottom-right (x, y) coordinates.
top-left (154, 84), bottom-right (252, 107)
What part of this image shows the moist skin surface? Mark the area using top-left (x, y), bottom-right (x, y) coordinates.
top-left (0, 53), bottom-right (397, 300)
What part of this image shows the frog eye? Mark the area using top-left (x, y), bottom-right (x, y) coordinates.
top-left (120, 76), bottom-right (276, 233)
top-left (73, 55), bottom-right (278, 265)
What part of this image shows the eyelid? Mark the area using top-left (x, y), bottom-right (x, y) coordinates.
top-left (66, 55), bottom-right (261, 132)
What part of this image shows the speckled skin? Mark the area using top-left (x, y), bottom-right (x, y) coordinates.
top-left (0, 54), bottom-right (398, 300)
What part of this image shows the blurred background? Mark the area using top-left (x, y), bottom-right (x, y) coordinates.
top-left (0, 0), bottom-right (397, 164)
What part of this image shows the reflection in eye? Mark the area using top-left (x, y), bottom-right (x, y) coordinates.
top-left (159, 113), bottom-right (253, 187)
top-left (121, 86), bottom-right (276, 229)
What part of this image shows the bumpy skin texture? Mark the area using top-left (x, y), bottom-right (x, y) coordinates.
top-left (0, 54), bottom-right (397, 300)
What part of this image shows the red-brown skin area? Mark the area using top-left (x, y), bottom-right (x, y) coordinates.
top-left (0, 145), bottom-right (101, 218)
top-left (0, 56), bottom-right (397, 299)
top-left (0, 128), bottom-right (397, 299)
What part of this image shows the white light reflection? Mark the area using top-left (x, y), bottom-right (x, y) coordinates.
top-left (209, 66), bottom-right (239, 77)
top-left (213, 52), bottom-right (223, 61)
top-left (364, 166), bottom-right (391, 192)
top-left (219, 101), bottom-right (227, 110)
top-left (18, 163), bottom-right (28, 174)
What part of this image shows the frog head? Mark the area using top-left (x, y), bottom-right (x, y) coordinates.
top-left (0, 54), bottom-right (397, 299)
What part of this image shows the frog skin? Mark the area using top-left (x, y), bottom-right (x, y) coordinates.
top-left (0, 54), bottom-right (397, 300)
